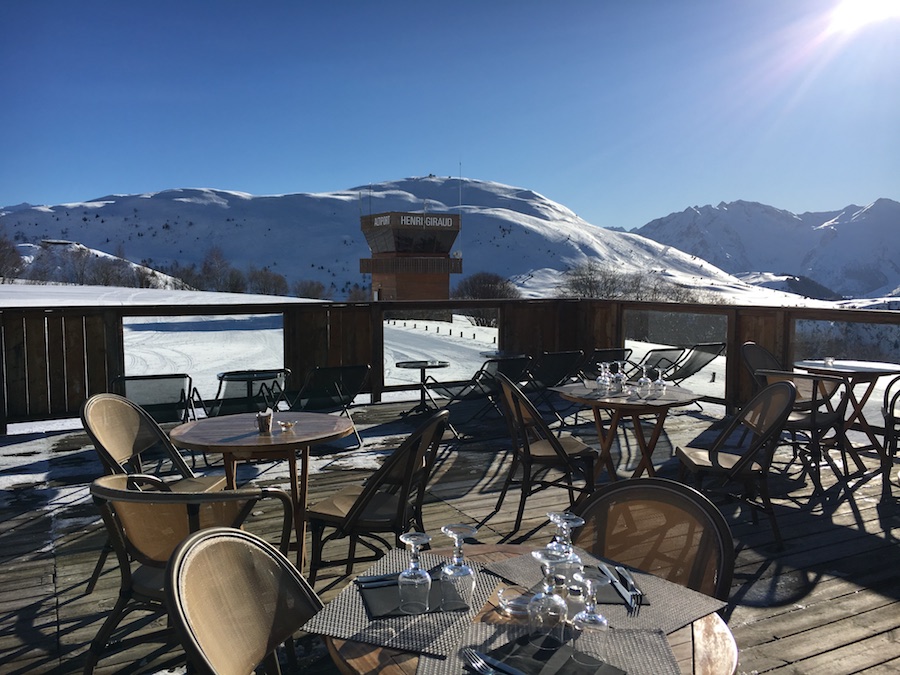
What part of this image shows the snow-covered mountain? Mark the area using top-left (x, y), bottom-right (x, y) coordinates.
top-left (635, 198), bottom-right (900, 299)
top-left (1, 177), bottom-right (893, 305)
top-left (0, 176), bottom-right (769, 301)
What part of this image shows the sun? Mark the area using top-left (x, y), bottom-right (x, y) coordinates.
top-left (827, 0), bottom-right (900, 34)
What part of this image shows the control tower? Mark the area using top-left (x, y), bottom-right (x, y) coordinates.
top-left (359, 212), bottom-right (462, 301)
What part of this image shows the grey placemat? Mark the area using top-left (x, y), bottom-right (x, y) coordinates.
top-left (302, 549), bottom-right (497, 658)
top-left (417, 622), bottom-right (679, 675)
top-left (483, 549), bottom-right (725, 633)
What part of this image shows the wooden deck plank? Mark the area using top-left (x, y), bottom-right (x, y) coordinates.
top-left (2, 400), bottom-right (900, 673)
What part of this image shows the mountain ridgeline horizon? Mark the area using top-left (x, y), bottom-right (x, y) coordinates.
top-left (1, 176), bottom-right (897, 302)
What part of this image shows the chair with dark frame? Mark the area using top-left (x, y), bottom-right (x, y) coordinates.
top-left (197, 368), bottom-right (291, 418)
top-left (579, 348), bottom-right (634, 380)
top-left (661, 342), bottom-right (726, 387)
top-left (281, 364), bottom-right (370, 448)
top-left (166, 527), bottom-right (323, 675)
top-left (882, 375), bottom-right (900, 500)
top-left (676, 381), bottom-right (796, 548)
top-left (110, 373), bottom-right (196, 425)
top-left (83, 474), bottom-right (293, 674)
top-left (426, 355), bottom-right (532, 434)
top-left (572, 477), bottom-right (735, 600)
top-left (495, 373), bottom-right (596, 532)
top-left (80, 393), bottom-right (227, 593)
top-left (522, 349), bottom-right (584, 425)
top-left (305, 410), bottom-right (449, 585)
top-left (740, 341), bottom-right (785, 394)
top-left (758, 369), bottom-right (861, 494)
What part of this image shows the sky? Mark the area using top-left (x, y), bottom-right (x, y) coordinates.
top-left (2, 0), bottom-right (899, 230)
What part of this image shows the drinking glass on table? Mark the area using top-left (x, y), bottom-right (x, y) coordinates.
top-left (637, 366), bottom-right (652, 398)
top-left (571, 569), bottom-right (611, 662)
top-left (612, 361), bottom-right (627, 394)
top-left (439, 523), bottom-right (477, 611)
top-left (527, 546), bottom-right (569, 646)
top-left (596, 363), bottom-right (611, 394)
top-left (398, 531), bottom-right (432, 614)
top-left (650, 366), bottom-right (666, 397)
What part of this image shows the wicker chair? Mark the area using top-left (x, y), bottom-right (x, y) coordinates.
top-left (166, 527), bottom-right (323, 675)
top-left (495, 373), bottom-right (596, 532)
top-left (80, 393), bottom-right (227, 592)
top-left (83, 474), bottom-right (292, 674)
top-left (306, 410), bottom-right (449, 584)
top-left (572, 477), bottom-right (735, 600)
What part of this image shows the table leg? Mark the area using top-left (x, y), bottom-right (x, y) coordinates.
top-left (629, 411), bottom-right (668, 478)
top-left (845, 376), bottom-right (883, 455)
top-left (288, 449), bottom-right (311, 571)
top-left (224, 453), bottom-right (237, 489)
top-left (592, 407), bottom-right (622, 482)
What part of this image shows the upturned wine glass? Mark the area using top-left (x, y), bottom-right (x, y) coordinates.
top-left (650, 366), bottom-right (666, 397)
top-left (527, 546), bottom-right (569, 646)
top-left (571, 569), bottom-right (611, 661)
top-left (637, 366), bottom-right (652, 398)
top-left (547, 511), bottom-right (584, 563)
top-left (398, 531), bottom-right (432, 614)
top-left (596, 362), bottom-right (611, 394)
top-left (440, 523), bottom-right (477, 611)
top-left (612, 361), bottom-right (627, 394)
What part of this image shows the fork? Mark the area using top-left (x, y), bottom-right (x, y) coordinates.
top-left (615, 565), bottom-right (644, 611)
top-left (462, 648), bottom-right (498, 674)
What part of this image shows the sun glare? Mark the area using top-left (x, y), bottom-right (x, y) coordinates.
top-left (827, 0), bottom-right (900, 34)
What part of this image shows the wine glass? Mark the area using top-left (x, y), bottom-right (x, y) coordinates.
top-left (440, 523), bottom-right (477, 611)
top-left (650, 366), bottom-right (666, 397)
top-left (612, 361), bottom-right (627, 394)
top-left (596, 362), bottom-right (611, 394)
top-left (527, 546), bottom-right (569, 646)
top-left (571, 570), bottom-right (611, 662)
top-left (637, 365), bottom-right (652, 398)
top-left (398, 531), bottom-right (432, 614)
top-left (547, 512), bottom-right (584, 562)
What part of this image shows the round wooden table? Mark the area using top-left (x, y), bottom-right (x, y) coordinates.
top-left (169, 411), bottom-right (353, 568)
top-left (325, 544), bottom-right (738, 675)
top-left (553, 383), bottom-right (703, 482)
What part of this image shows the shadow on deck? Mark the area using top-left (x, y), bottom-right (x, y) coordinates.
top-left (2, 397), bottom-right (900, 674)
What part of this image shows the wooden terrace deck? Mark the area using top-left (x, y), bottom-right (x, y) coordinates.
top-left (2, 397), bottom-right (900, 674)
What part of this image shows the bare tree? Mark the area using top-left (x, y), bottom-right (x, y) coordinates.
top-left (246, 266), bottom-right (288, 295)
top-left (0, 232), bottom-right (22, 280)
top-left (452, 272), bottom-right (521, 326)
top-left (293, 279), bottom-right (333, 299)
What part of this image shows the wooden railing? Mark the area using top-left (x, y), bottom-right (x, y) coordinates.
top-left (1, 298), bottom-right (898, 433)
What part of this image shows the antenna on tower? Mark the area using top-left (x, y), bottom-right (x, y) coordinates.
top-left (458, 161), bottom-right (463, 212)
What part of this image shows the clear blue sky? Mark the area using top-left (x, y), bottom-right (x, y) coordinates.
top-left (2, 0), bottom-right (898, 229)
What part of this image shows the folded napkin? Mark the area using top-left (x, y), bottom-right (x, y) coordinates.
top-left (484, 633), bottom-right (625, 675)
top-left (360, 579), bottom-right (469, 619)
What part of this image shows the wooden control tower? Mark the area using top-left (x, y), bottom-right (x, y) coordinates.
top-left (359, 212), bottom-right (462, 301)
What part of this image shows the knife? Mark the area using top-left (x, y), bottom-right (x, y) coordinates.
top-left (597, 562), bottom-right (635, 610)
top-left (354, 572), bottom-right (399, 585)
top-left (471, 650), bottom-right (528, 675)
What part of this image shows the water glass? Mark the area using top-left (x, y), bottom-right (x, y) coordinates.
top-left (571, 570), bottom-right (611, 662)
top-left (440, 523), bottom-right (477, 611)
top-left (527, 547), bottom-right (569, 646)
top-left (398, 531), bottom-right (432, 614)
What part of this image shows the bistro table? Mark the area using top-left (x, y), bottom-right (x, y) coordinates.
top-left (794, 359), bottom-right (900, 499)
top-left (323, 544), bottom-right (738, 675)
top-left (169, 411), bottom-right (353, 568)
top-left (396, 360), bottom-right (449, 414)
top-left (553, 383), bottom-right (703, 482)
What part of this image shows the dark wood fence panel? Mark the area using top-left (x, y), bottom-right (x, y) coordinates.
top-left (1, 298), bottom-right (898, 433)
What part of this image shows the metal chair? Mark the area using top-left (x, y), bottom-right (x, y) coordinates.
top-left (740, 341), bottom-right (784, 393)
top-left (198, 368), bottom-right (291, 417)
top-left (495, 373), bottom-right (596, 532)
top-left (662, 342), bottom-right (725, 387)
top-left (759, 369), bottom-right (862, 493)
top-left (426, 356), bottom-right (532, 434)
top-left (882, 375), bottom-right (900, 499)
top-left (83, 474), bottom-right (292, 674)
top-left (166, 527), bottom-right (322, 675)
top-left (110, 373), bottom-right (196, 424)
top-left (676, 381), bottom-right (796, 548)
top-left (282, 364), bottom-right (370, 447)
top-left (80, 393), bottom-right (227, 593)
top-left (522, 350), bottom-right (584, 424)
top-left (571, 477), bottom-right (735, 600)
top-left (306, 410), bottom-right (449, 584)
